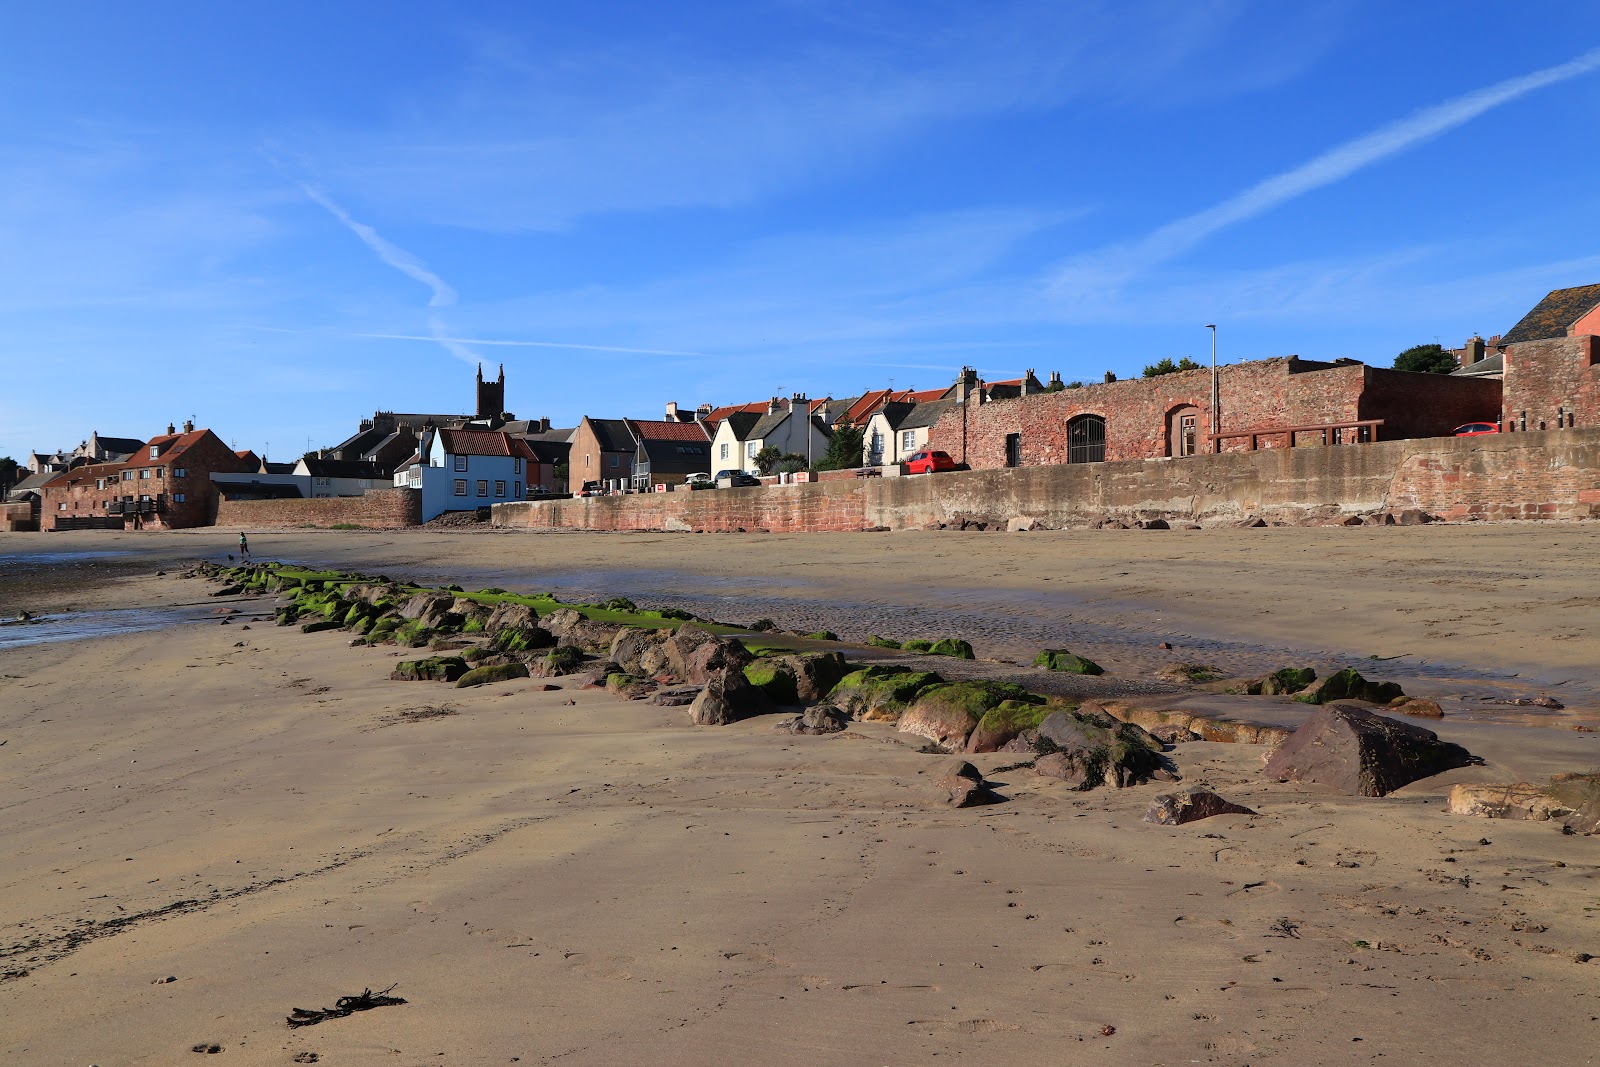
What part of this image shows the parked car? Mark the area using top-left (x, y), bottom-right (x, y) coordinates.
top-left (714, 469), bottom-right (762, 487)
top-left (905, 450), bottom-right (958, 474)
top-left (684, 472), bottom-right (715, 490)
top-left (1452, 422), bottom-right (1501, 437)
top-left (577, 481), bottom-right (605, 497)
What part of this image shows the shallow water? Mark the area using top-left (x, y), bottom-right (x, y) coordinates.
top-left (0, 605), bottom-right (212, 650)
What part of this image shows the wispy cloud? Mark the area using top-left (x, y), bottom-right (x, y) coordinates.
top-left (297, 182), bottom-right (480, 366)
top-left (1051, 45), bottom-right (1600, 301)
top-left (353, 331), bottom-right (711, 358)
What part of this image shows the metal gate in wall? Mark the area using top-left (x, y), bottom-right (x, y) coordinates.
top-left (1067, 414), bottom-right (1106, 464)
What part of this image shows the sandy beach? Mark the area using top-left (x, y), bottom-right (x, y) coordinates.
top-left (2, 526), bottom-right (1598, 1065)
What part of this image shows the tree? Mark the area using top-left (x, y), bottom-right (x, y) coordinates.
top-left (752, 445), bottom-right (784, 475)
top-left (776, 453), bottom-right (807, 474)
top-left (0, 456), bottom-right (17, 501)
top-left (1044, 380), bottom-right (1065, 392)
top-left (1142, 357), bottom-right (1202, 378)
top-left (814, 425), bottom-right (864, 471)
top-left (1393, 343), bottom-right (1456, 374)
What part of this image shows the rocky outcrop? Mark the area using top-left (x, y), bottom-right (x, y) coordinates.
top-left (897, 682), bottom-right (1039, 752)
top-left (484, 602), bottom-right (540, 634)
top-left (933, 760), bottom-right (1001, 808)
top-left (455, 662), bottom-right (531, 688)
top-left (1033, 649), bottom-right (1104, 675)
top-left (1263, 705), bottom-right (1475, 796)
top-left (773, 704), bottom-right (850, 735)
top-left (493, 626), bottom-right (556, 654)
top-left (1143, 787), bottom-right (1256, 825)
top-left (390, 656), bottom-right (469, 682)
top-left (743, 652), bottom-right (849, 705)
top-left (965, 699), bottom-right (1057, 753)
top-left (688, 666), bottom-right (772, 726)
top-left (609, 627), bottom-right (673, 677)
top-left (1447, 773), bottom-right (1600, 833)
top-left (1104, 705), bottom-right (1292, 747)
top-left (1032, 708), bottom-right (1166, 789)
top-left (534, 645), bottom-right (585, 677)
top-left (1389, 697), bottom-right (1444, 718)
top-left (827, 667), bottom-right (943, 722)
top-left (1293, 667), bottom-right (1404, 706)
top-left (665, 625), bottom-right (755, 685)
top-left (1245, 667), bottom-right (1317, 695)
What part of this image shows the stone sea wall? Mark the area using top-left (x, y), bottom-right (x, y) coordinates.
top-left (494, 428), bottom-right (1600, 532)
top-left (215, 487), bottom-right (422, 530)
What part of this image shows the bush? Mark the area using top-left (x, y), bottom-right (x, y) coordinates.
top-left (1142, 357), bottom-right (1202, 378)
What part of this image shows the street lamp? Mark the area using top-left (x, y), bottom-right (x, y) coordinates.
top-left (1206, 324), bottom-right (1218, 453)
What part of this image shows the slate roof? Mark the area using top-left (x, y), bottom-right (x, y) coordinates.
top-left (868, 401), bottom-right (918, 431)
top-left (584, 418), bottom-right (637, 453)
top-left (1500, 284), bottom-right (1600, 346)
top-left (718, 411), bottom-right (764, 442)
top-left (1451, 352), bottom-right (1505, 378)
top-left (898, 398), bottom-right (958, 431)
top-left (299, 458), bottom-right (388, 479)
top-left (91, 435), bottom-right (144, 459)
top-left (9, 470), bottom-right (54, 496)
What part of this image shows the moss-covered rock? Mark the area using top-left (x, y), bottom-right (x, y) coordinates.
top-left (829, 667), bottom-right (944, 721)
top-left (455, 662), bottom-right (531, 688)
top-left (806, 630), bottom-right (840, 642)
top-left (1247, 667), bottom-right (1317, 695)
top-left (865, 635), bottom-right (902, 649)
top-left (1294, 667), bottom-right (1404, 706)
top-left (744, 661), bottom-right (799, 704)
top-left (927, 637), bottom-right (975, 659)
top-left (391, 656), bottom-right (469, 682)
top-left (536, 645), bottom-right (585, 677)
top-left (1034, 649), bottom-right (1104, 675)
top-left (393, 619), bottom-right (434, 648)
top-left (300, 618), bottom-right (344, 634)
top-left (898, 682), bottom-right (1040, 751)
top-left (967, 699), bottom-right (1062, 753)
top-left (493, 626), bottom-right (556, 654)
top-left (902, 639), bottom-right (934, 653)
top-left (1033, 709), bottom-right (1164, 789)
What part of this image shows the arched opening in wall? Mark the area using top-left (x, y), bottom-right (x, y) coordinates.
top-left (1167, 405), bottom-right (1201, 457)
top-left (1067, 414), bottom-right (1106, 464)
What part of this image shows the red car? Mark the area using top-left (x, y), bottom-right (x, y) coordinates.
top-left (1452, 422), bottom-right (1501, 437)
top-left (905, 450), bottom-right (957, 474)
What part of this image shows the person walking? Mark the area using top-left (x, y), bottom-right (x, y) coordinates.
top-left (238, 532), bottom-right (250, 560)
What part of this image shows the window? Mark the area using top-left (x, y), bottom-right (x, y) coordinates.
top-left (514, 458), bottom-right (522, 474)
top-left (96, 479), bottom-right (104, 490)
top-left (585, 454), bottom-right (591, 468)
top-left (149, 446), bottom-right (158, 459)
top-left (514, 482), bottom-right (522, 498)
top-left (476, 479), bottom-right (488, 497)
top-left (901, 430), bottom-right (916, 451)
top-left (58, 502), bottom-right (67, 511)
top-left (720, 442), bottom-right (729, 460)
top-left (609, 454), bottom-right (619, 468)
top-left (173, 467), bottom-right (186, 477)
top-left (155, 468), bottom-right (163, 479)
top-left (1005, 433), bottom-right (1021, 468)
top-left (495, 480), bottom-right (506, 497)
top-left (1067, 414), bottom-right (1106, 464)
top-left (139, 469), bottom-right (150, 479)
top-left (746, 442), bottom-right (758, 459)
top-left (174, 493), bottom-right (186, 503)
top-left (453, 479), bottom-right (467, 496)
top-left (453, 455), bottom-right (468, 472)
top-left (122, 470), bottom-right (133, 481)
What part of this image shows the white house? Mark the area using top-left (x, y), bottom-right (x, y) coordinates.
top-left (707, 395), bottom-right (830, 474)
top-left (862, 397), bottom-right (958, 466)
top-left (399, 427), bottom-right (538, 522)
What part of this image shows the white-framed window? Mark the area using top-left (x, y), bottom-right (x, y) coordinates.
top-left (514, 458), bottom-right (522, 474)
top-left (149, 445), bottom-right (158, 459)
top-left (476, 479), bottom-right (488, 496)
top-left (139, 469), bottom-right (150, 479)
top-left (122, 470), bottom-right (133, 481)
top-left (494, 480), bottom-right (506, 497)
top-left (174, 493), bottom-right (186, 503)
top-left (719, 442), bottom-right (729, 460)
top-left (746, 442), bottom-right (758, 458)
top-left (453, 455), bottom-right (468, 472)
top-left (95, 478), bottom-right (104, 490)
top-left (453, 479), bottom-right (467, 496)
top-left (57, 502), bottom-right (67, 511)
top-left (173, 467), bottom-right (186, 477)
top-left (902, 430), bottom-right (916, 451)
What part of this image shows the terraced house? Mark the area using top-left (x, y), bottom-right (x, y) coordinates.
top-left (401, 427), bottom-right (542, 523)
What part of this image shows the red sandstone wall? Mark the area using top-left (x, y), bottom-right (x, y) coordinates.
top-left (215, 488), bottom-right (421, 529)
top-left (495, 428), bottom-right (1600, 530)
top-left (1358, 366), bottom-right (1502, 439)
top-left (1503, 336), bottom-right (1600, 430)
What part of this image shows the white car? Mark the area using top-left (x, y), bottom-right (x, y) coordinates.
top-left (683, 472), bottom-right (716, 490)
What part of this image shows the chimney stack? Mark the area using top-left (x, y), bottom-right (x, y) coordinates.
top-left (167, 422), bottom-right (176, 435)
top-left (183, 419), bottom-right (194, 433)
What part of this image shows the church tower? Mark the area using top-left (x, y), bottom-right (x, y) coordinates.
top-left (475, 363), bottom-right (506, 420)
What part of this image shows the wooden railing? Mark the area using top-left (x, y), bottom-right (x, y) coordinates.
top-left (1208, 419), bottom-right (1383, 452)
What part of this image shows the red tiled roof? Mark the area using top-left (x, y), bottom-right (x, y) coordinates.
top-left (629, 419), bottom-right (712, 442)
top-left (437, 428), bottom-right (537, 460)
top-left (38, 428), bottom-right (217, 488)
top-left (840, 389), bottom-right (893, 426)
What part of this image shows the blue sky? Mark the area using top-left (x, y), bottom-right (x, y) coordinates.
top-left (4, 1), bottom-right (1599, 462)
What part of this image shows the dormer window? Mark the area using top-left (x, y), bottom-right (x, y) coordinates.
top-left (150, 446), bottom-right (159, 459)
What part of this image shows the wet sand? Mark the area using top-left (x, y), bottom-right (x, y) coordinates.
top-left (2, 527), bottom-right (1599, 1064)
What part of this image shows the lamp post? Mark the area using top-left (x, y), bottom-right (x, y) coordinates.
top-left (1206, 324), bottom-right (1218, 453)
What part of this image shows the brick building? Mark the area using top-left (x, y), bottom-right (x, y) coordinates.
top-left (1495, 284), bottom-right (1600, 431)
top-left (39, 424), bottom-right (256, 530)
top-left (926, 356), bottom-right (1502, 471)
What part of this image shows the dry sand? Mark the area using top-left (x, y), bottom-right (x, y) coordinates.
top-left (2, 526), bottom-right (1599, 1065)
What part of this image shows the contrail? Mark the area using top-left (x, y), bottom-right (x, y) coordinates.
top-left (1053, 45), bottom-right (1600, 294)
top-left (300, 184), bottom-right (478, 365)
top-left (356, 332), bottom-right (711, 358)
